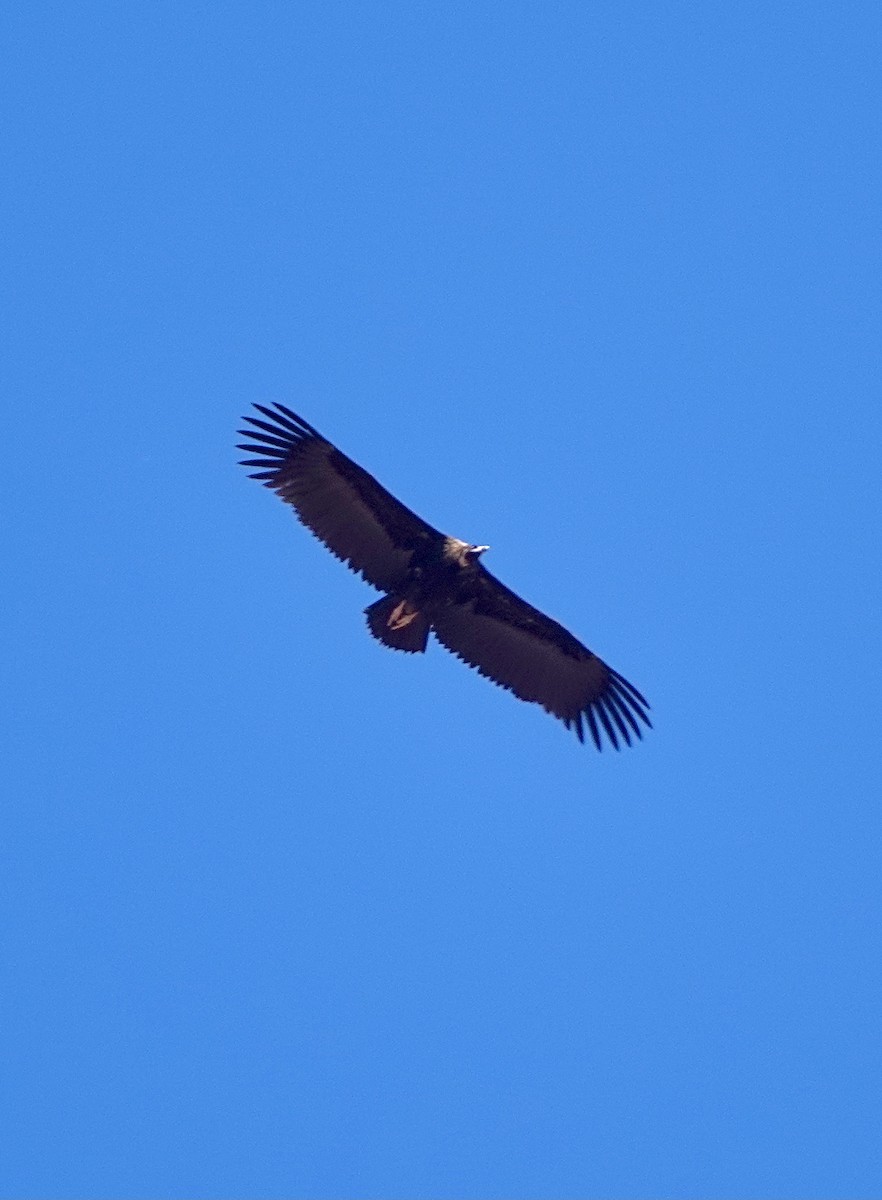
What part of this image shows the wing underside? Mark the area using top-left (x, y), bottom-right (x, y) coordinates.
top-left (238, 403), bottom-right (442, 593)
top-left (431, 568), bottom-right (651, 749)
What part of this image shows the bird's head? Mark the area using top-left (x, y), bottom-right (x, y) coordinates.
top-left (444, 537), bottom-right (490, 568)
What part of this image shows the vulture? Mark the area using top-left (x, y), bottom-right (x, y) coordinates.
top-left (238, 404), bottom-right (651, 750)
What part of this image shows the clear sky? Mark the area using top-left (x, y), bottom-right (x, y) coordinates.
top-left (3, 1), bottom-right (881, 1196)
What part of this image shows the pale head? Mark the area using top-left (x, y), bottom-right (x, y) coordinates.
top-left (444, 537), bottom-right (490, 568)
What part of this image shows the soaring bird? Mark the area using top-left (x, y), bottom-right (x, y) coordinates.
top-left (238, 404), bottom-right (650, 750)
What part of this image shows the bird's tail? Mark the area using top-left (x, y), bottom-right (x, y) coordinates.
top-left (365, 595), bottom-right (430, 653)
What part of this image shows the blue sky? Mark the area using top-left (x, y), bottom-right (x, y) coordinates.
top-left (3, 1), bottom-right (881, 1196)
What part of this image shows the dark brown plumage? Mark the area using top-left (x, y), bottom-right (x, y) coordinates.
top-left (238, 403), bottom-right (651, 750)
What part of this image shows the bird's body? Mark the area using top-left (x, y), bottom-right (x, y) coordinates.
top-left (238, 404), bottom-right (650, 750)
top-left (365, 536), bottom-right (489, 654)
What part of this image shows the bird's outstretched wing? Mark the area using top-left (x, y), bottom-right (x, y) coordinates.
top-left (238, 404), bottom-right (442, 593)
top-left (431, 565), bottom-right (651, 750)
